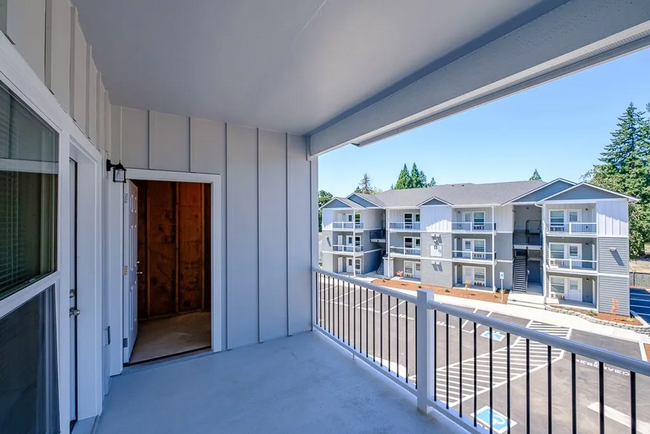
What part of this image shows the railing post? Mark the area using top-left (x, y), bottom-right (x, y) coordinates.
top-left (416, 289), bottom-right (435, 413)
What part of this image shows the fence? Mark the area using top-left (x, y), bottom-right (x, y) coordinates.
top-left (314, 268), bottom-right (650, 434)
top-left (630, 272), bottom-right (650, 289)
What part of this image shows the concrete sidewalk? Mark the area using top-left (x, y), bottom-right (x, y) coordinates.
top-left (354, 275), bottom-right (650, 345)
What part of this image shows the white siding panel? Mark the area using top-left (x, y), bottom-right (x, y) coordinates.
top-left (363, 209), bottom-right (383, 229)
top-left (422, 205), bottom-right (452, 232)
top-left (259, 130), bottom-right (288, 341)
top-left (3, 0), bottom-right (45, 80)
top-left (322, 209), bottom-right (335, 229)
top-left (72, 17), bottom-right (87, 132)
top-left (597, 200), bottom-right (628, 237)
top-left (226, 124), bottom-right (259, 348)
top-left (110, 105), bottom-right (121, 161)
top-left (87, 54), bottom-right (97, 142)
top-left (495, 205), bottom-right (514, 231)
top-left (120, 107), bottom-right (148, 169)
top-left (149, 112), bottom-right (190, 171)
top-left (46, 0), bottom-right (71, 112)
top-left (97, 77), bottom-right (104, 153)
top-left (287, 134), bottom-right (312, 335)
top-left (190, 118), bottom-right (225, 174)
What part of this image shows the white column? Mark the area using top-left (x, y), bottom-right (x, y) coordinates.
top-left (491, 205), bottom-right (496, 292)
top-left (542, 203), bottom-right (547, 303)
top-left (416, 289), bottom-right (435, 413)
top-left (386, 209), bottom-right (391, 275)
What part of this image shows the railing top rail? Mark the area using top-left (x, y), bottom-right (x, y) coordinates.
top-left (427, 299), bottom-right (650, 376)
top-left (315, 268), bottom-right (417, 304)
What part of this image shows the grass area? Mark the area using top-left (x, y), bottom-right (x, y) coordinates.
top-left (370, 279), bottom-right (508, 304)
top-left (555, 306), bottom-right (643, 326)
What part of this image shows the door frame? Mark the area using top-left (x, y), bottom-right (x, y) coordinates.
top-left (111, 169), bottom-right (223, 373)
top-left (567, 278), bottom-right (583, 301)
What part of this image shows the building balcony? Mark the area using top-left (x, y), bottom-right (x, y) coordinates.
top-left (547, 258), bottom-right (598, 275)
top-left (94, 332), bottom-right (447, 434)
top-left (332, 244), bottom-right (363, 254)
top-left (389, 222), bottom-right (421, 231)
top-left (390, 246), bottom-right (421, 257)
top-left (451, 221), bottom-right (496, 233)
top-left (545, 222), bottom-right (597, 236)
top-left (451, 250), bottom-right (497, 264)
top-left (330, 222), bottom-right (364, 230)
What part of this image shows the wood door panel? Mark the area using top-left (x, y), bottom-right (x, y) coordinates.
top-left (136, 181), bottom-right (148, 319)
top-left (178, 183), bottom-right (204, 312)
top-left (148, 181), bottom-right (177, 317)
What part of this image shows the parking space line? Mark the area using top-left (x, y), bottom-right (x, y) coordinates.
top-left (587, 402), bottom-right (650, 434)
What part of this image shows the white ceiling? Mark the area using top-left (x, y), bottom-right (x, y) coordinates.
top-left (72, 0), bottom-right (564, 135)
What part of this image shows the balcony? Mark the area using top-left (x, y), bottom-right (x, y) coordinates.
top-left (332, 244), bottom-right (363, 254)
top-left (390, 246), bottom-right (421, 257)
top-left (451, 221), bottom-right (496, 233)
top-left (548, 258), bottom-right (597, 274)
top-left (331, 222), bottom-right (364, 230)
top-left (451, 250), bottom-right (496, 263)
top-left (546, 222), bottom-right (597, 236)
top-left (389, 222), bottom-right (421, 231)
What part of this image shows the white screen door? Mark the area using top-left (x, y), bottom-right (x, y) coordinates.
top-left (123, 181), bottom-right (139, 362)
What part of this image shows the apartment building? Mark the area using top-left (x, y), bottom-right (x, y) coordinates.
top-left (321, 179), bottom-right (636, 315)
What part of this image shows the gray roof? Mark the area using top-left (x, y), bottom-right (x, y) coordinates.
top-left (321, 197), bottom-right (367, 209)
top-left (349, 193), bottom-right (386, 207)
top-left (372, 180), bottom-right (546, 207)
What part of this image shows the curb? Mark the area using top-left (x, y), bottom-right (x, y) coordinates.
top-left (545, 305), bottom-right (650, 336)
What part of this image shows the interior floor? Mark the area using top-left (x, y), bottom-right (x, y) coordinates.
top-left (129, 312), bottom-right (211, 364)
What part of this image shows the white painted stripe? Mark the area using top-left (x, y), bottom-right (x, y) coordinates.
top-left (587, 403), bottom-right (650, 434)
top-left (640, 341), bottom-right (648, 363)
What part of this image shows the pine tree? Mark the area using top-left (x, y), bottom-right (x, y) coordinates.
top-left (395, 164), bottom-right (411, 190)
top-left (428, 176), bottom-right (436, 187)
top-left (410, 163), bottom-right (422, 188)
top-left (586, 103), bottom-right (650, 256)
top-left (417, 169), bottom-right (429, 188)
top-left (529, 169), bottom-right (542, 181)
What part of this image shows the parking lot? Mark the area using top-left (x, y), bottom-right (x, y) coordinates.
top-left (319, 278), bottom-right (650, 433)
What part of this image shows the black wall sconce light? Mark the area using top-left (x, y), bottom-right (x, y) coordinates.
top-left (106, 159), bottom-right (127, 183)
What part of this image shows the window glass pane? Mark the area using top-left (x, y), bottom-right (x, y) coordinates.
top-left (464, 240), bottom-right (472, 250)
top-left (463, 213), bottom-right (471, 222)
top-left (570, 280), bottom-right (579, 291)
top-left (0, 285), bottom-right (59, 433)
top-left (473, 212), bottom-right (485, 223)
top-left (355, 214), bottom-right (360, 223)
top-left (551, 277), bottom-right (565, 294)
top-left (0, 85), bottom-right (58, 300)
top-left (568, 211), bottom-right (579, 222)
top-left (404, 213), bottom-right (412, 222)
top-left (415, 214), bottom-right (420, 222)
top-left (415, 262), bottom-right (420, 271)
top-left (415, 238), bottom-right (420, 247)
top-left (550, 244), bottom-right (564, 259)
top-left (474, 268), bottom-right (485, 280)
top-left (475, 240), bottom-right (485, 252)
top-left (550, 211), bottom-right (564, 224)
top-left (569, 246), bottom-right (579, 257)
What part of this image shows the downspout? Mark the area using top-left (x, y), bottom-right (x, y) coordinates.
top-left (386, 209), bottom-right (391, 277)
top-left (535, 202), bottom-right (545, 305)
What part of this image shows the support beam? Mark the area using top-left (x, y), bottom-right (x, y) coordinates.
top-left (309, 0), bottom-right (650, 156)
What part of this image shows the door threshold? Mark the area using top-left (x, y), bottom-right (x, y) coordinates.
top-left (123, 346), bottom-right (212, 373)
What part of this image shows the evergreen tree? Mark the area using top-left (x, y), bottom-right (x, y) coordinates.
top-left (417, 168), bottom-right (429, 188)
top-left (428, 176), bottom-right (436, 187)
top-left (355, 173), bottom-right (380, 194)
top-left (585, 103), bottom-right (650, 256)
top-left (395, 164), bottom-right (411, 190)
top-left (529, 169), bottom-right (542, 181)
top-left (410, 163), bottom-right (423, 188)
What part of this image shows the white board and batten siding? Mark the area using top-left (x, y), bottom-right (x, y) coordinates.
top-left (111, 106), bottom-right (315, 349)
top-left (421, 206), bottom-right (452, 233)
top-left (494, 204), bottom-right (514, 232)
top-left (362, 209), bottom-right (383, 229)
top-left (389, 209), bottom-right (421, 223)
top-left (596, 200), bottom-right (629, 237)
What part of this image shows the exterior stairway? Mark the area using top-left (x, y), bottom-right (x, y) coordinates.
top-left (376, 261), bottom-right (384, 276)
top-left (513, 230), bottom-right (527, 246)
top-left (513, 256), bottom-right (527, 292)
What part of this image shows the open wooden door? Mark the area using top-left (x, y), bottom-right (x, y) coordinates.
top-left (123, 180), bottom-right (139, 362)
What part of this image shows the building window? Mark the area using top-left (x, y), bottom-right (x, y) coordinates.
top-left (474, 268), bottom-right (486, 286)
top-left (0, 84), bottom-right (58, 301)
top-left (355, 259), bottom-right (361, 271)
top-left (549, 243), bottom-right (565, 259)
top-left (0, 285), bottom-right (59, 433)
top-left (355, 213), bottom-right (360, 223)
top-left (550, 276), bottom-right (565, 294)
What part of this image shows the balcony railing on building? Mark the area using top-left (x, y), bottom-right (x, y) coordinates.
top-left (333, 244), bottom-right (363, 253)
top-left (451, 250), bottom-right (496, 261)
top-left (389, 222), bottom-right (421, 231)
top-left (546, 222), bottom-right (597, 235)
top-left (451, 221), bottom-right (496, 232)
top-left (390, 246), bottom-right (421, 256)
top-left (332, 222), bottom-right (364, 230)
top-left (548, 258), bottom-right (597, 271)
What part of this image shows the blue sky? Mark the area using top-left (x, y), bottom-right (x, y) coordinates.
top-left (319, 48), bottom-right (650, 197)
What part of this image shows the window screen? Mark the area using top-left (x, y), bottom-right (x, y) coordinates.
top-left (0, 84), bottom-right (58, 300)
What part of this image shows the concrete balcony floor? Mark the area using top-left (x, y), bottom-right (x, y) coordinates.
top-left (96, 331), bottom-right (452, 434)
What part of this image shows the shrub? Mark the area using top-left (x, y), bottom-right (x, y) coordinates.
top-left (587, 310), bottom-right (598, 317)
top-left (445, 288), bottom-right (450, 293)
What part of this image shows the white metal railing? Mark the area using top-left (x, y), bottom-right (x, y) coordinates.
top-left (390, 246), bottom-right (421, 256)
top-left (314, 268), bottom-right (650, 434)
top-left (546, 222), bottom-right (597, 234)
top-left (331, 222), bottom-right (364, 229)
top-left (548, 258), bottom-right (597, 271)
top-left (451, 250), bottom-right (495, 261)
top-left (451, 221), bottom-right (496, 232)
top-left (389, 222), bottom-right (421, 230)
top-left (332, 244), bottom-right (363, 253)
